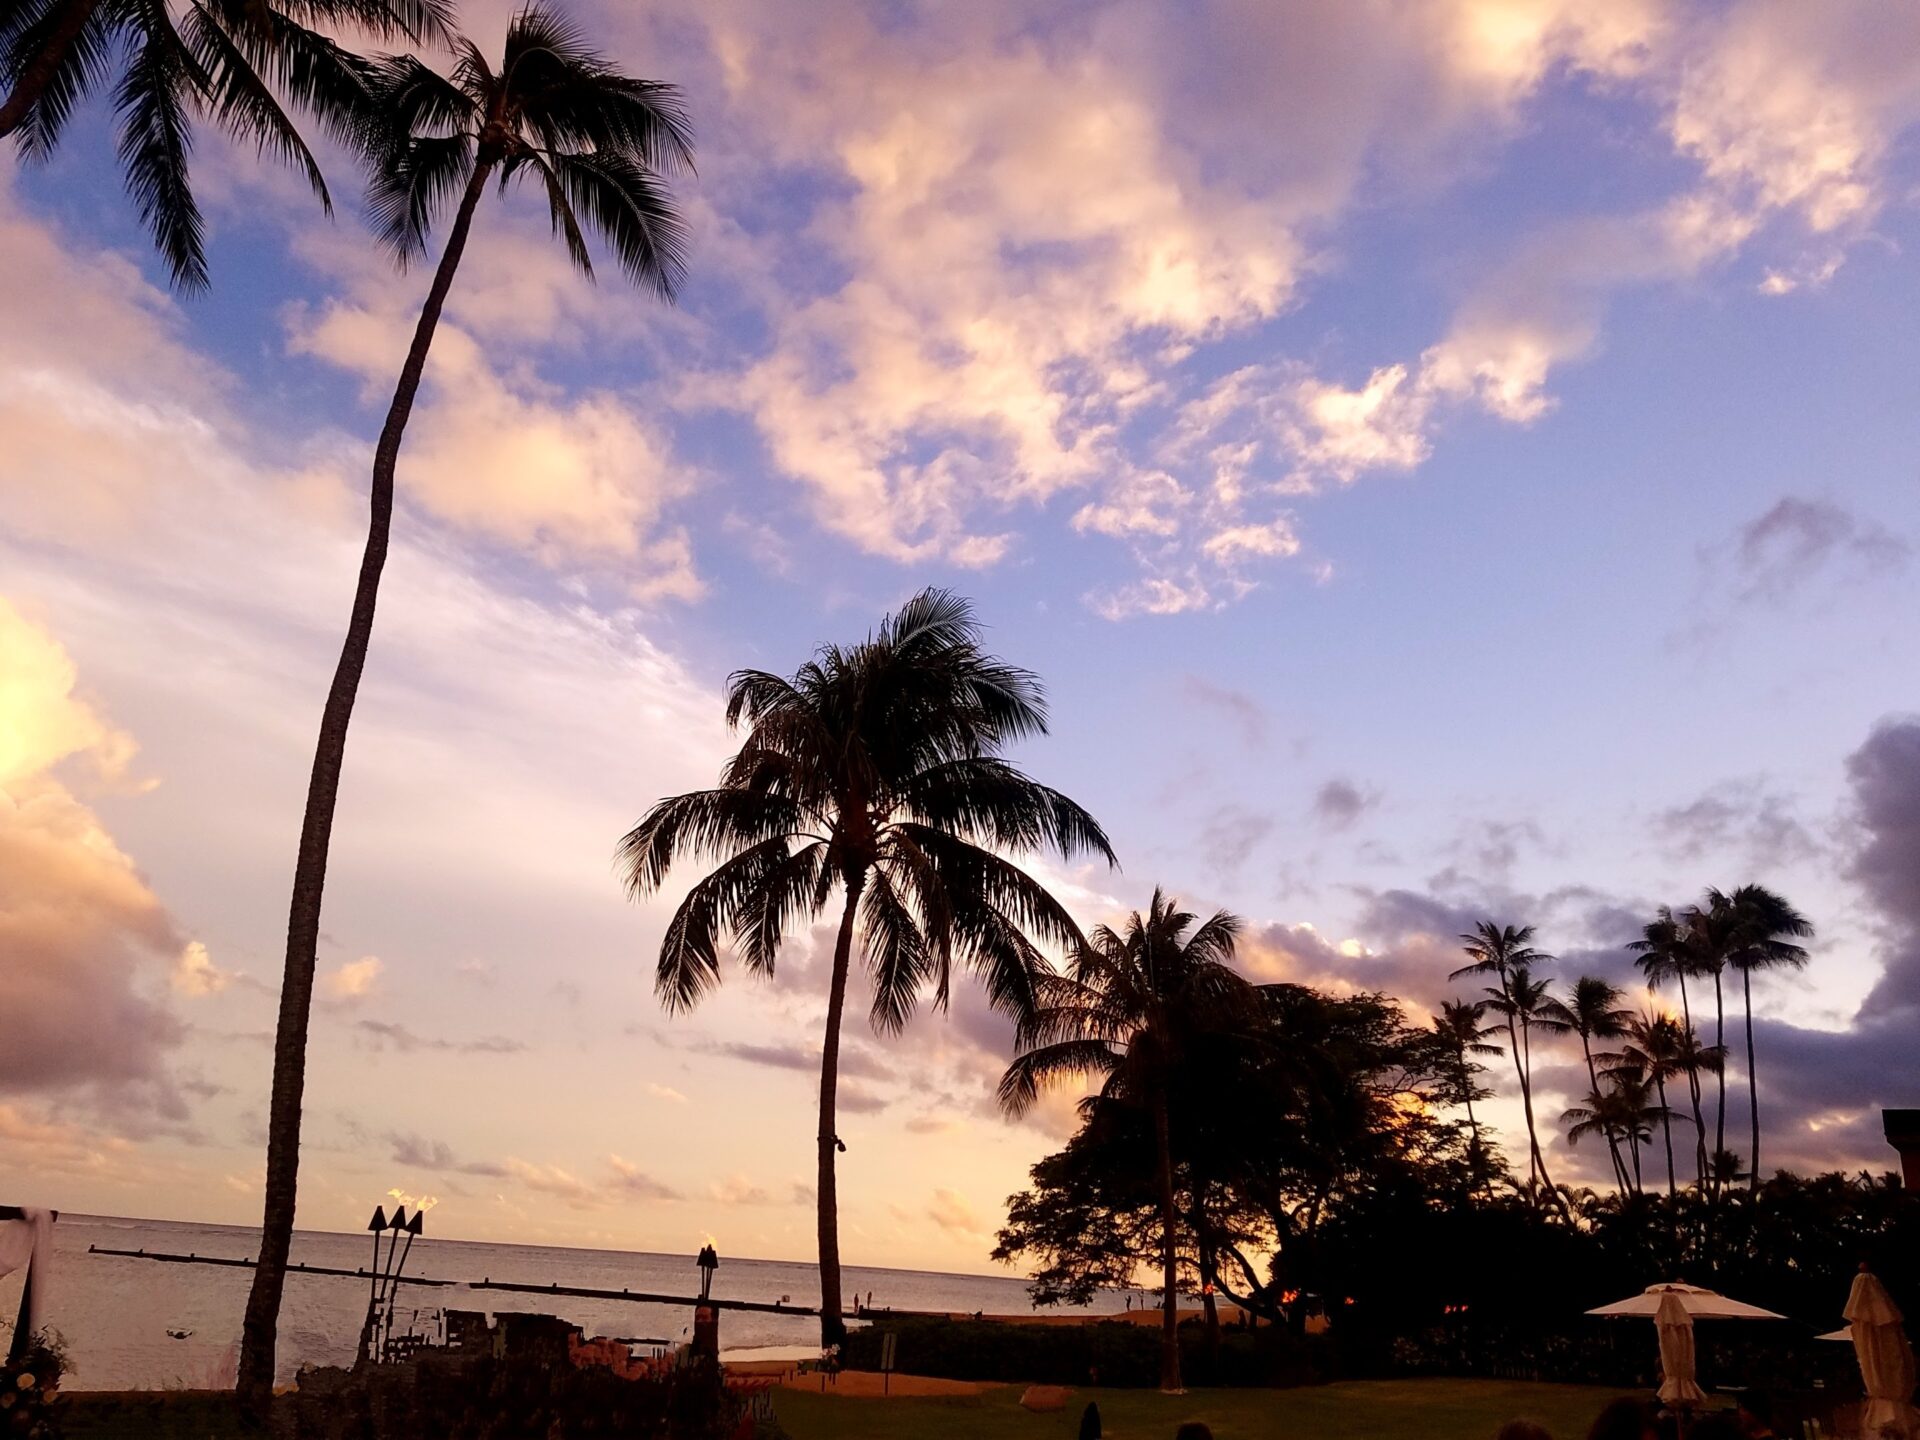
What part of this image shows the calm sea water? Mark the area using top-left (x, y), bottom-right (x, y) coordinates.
top-left (3, 1215), bottom-right (1132, 1390)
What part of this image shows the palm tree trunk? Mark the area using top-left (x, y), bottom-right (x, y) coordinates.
top-left (1656, 1077), bottom-right (1676, 1197)
top-left (1503, 1012), bottom-right (1537, 1187)
top-left (1190, 1192), bottom-right (1221, 1372)
top-left (235, 159), bottom-right (494, 1410)
top-left (1675, 977), bottom-right (1708, 1188)
top-left (814, 869), bottom-right (866, 1349)
top-left (1743, 968), bottom-right (1760, 1191)
top-left (1518, 1017), bottom-right (1560, 1208)
top-left (1685, 1058), bottom-right (1709, 1190)
top-left (1462, 1082), bottom-right (1491, 1198)
top-left (1581, 1036), bottom-right (1628, 1194)
top-left (1151, 1088), bottom-right (1183, 1393)
top-left (1711, 967), bottom-right (1727, 1183)
top-left (0, 0), bottom-right (104, 139)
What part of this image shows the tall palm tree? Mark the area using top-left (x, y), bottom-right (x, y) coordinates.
top-left (1714, 884), bottom-right (1811, 1190)
top-left (1489, 964), bottom-right (1571, 1207)
top-left (1450, 923), bottom-right (1553, 1189)
top-left (1544, 976), bottom-right (1633, 1193)
top-left (1000, 891), bottom-right (1253, 1394)
top-left (1619, 1011), bottom-right (1688, 1196)
top-left (1432, 999), bottom-right (1501, 1190)
top-left (1681, 898), bottom-right (1739, 1185)
top-left (1630, 909), bottom-right (1710, 1185)
top-left (1, 0), bottom-right (450, 289)
top-left (1672, 1018), bottom-right (1725, 1189)
top-left (237, 8), bottom-right (692, 1406)
top-left (622, 589), bottom-right (1114, 1349)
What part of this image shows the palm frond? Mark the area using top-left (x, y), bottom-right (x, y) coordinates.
top-left (617, 788), bottom-right (805, 897)
top-left (503, 146), bottom-right (590, 275)
top-left (998, 1038), bottom-right (1120, 1118)
top-left (201, 0), bottom-right (374, 149)
top-left (363, 129), bottom-right (471, 262)
top-left (114, 0), bottom-right (209, 291)
top-left (735, 840), bottom-right (828, 976)
top-left (653, 836), bottom-right (792, 1013)
top-left (898, 757), bottom-right (1116, 864)
top-left (6, 0), bottom-right (118, 160)
top-left (543, 146), bottom-right (687, 296)
top-left (862, 865), bottom-right (931, 1036)
top-left (269, 0), bottom-right (454, 46)
top-left (181, 3), bottom-right (330, 212)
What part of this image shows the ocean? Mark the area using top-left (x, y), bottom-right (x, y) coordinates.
top-left (5, 1215), bottom-right (1134, 1390)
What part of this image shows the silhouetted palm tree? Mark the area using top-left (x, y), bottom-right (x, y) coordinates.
top-left (1630, 910), bottom-right (1712, 1185)
top-left (1714, 884), bottom-right (1811, 1190)
top-left (237, 8), bottom-right (691, 1406)
top-left (0, 0), bottom-right (449, 289)
top-left (1620, 1012), bottom-right (1689, 1196)
top-left (1563, 1084), bottom-right (1656, 1195)
top-left (1494, 964), bottom-right (1571, 1206)
top-left (1545, 976), bottom-right (1633, 1192)
top-left (1001, 891), bottom-right (1253, 1394)
top-left (1673, 1019), bottom-right (1725, 1190)
top-left (1432, 999), bottom-right (1501, 1190)
top-left (1451, 923), bottom-right (1556, 1191)
top-left (1680, 898), bottom-right (1740, 1186)
top-left (623, 589), bottom-right (1113, 1348)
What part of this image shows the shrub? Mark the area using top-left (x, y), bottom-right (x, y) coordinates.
top-left (1, 1332), bottom-right (69, 1440)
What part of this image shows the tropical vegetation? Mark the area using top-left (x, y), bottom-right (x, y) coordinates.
top-left (999, 890), bottom-right (1254, 1392)
top-left (619, 587), bottom-right (1114, 1346)
top-left (10, 0), bottom-right (1886, 1406)
top-left (0, 0), bottom-right (451, 288)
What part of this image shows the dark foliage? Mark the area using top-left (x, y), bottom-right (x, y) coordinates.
top-left (274, 1353), bottom-right (731, 1440)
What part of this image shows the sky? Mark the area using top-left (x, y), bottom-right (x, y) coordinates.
top-left (3, 0), bottom-right (1920, 1277)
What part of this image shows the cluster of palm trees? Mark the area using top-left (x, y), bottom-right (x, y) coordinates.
top-left (7, 2), bottom-right (1831, 1407)
top-left (8, 0), bottom-right (696, 1408)
top-left (622, 588), bottom-right (1116, 1348)
top-left (1438, 889), bottom-right (1812, 1211)
top-left (627, 591), bottom-right (1321, 1396)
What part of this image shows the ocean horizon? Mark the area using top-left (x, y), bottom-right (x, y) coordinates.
top-left (6, 1212), bottom-right (1136, 1389)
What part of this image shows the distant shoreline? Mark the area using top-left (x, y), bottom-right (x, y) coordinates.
top-left (55, 1213), bottom-right (1041, 1289)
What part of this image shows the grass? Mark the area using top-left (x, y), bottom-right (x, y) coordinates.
top-left (775, 1377), bottom-right (1639, 1440)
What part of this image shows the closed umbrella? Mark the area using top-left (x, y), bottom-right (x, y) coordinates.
top-left (1845, 1269), bottom-right (1919, 1440)
top-left (1656, 1290), bottom-right (1707, 1408)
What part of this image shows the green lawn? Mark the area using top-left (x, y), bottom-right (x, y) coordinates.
top-left (776, 1377), bottom-right (1638, 1440)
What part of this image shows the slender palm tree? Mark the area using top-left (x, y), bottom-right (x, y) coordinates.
top-left (1714, 884), bottom-right (1811, 1190)
top-left (1544, 976), bottom-right (1633, 1193)
top-left (1682, 898), bottom-right (1739, 1185)
top-left (1000, 891), bottom-right (1253, 1394)
top-left (237, 9), bottom-right (692, 1406)
top-left (1492, 964), bottom-right (1571, 1206)
top-left (1619, 1012), bottom-right (1688, 1195)
top-left (1450, 923), bottom-right (1553, 1189)
top-left (623, 589), bottom-right (1114, 1348)
top-left (1672, 1019), bottom-right (1726, 1190)
top-left (1611, 1069), bottom-right (1664, 1193)
top-left (1432, 999), bottom-right (1501, 1191)
top-left (1, 0), bottom-right (450, 289)
top-left (1630, 909), bottom-right (1711, 1185)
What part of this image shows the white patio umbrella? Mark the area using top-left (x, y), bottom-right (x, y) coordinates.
top-left (1587, 1282), bottom-right (1787, 1321)
top-left (1845, 1270), bottom-right (1919, 1440)
top-left (1655, 1290), bottom-right (1708, 1408)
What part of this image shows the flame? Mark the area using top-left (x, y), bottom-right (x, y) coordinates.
top-left (387, 1188), bottom-right (441, 1213)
